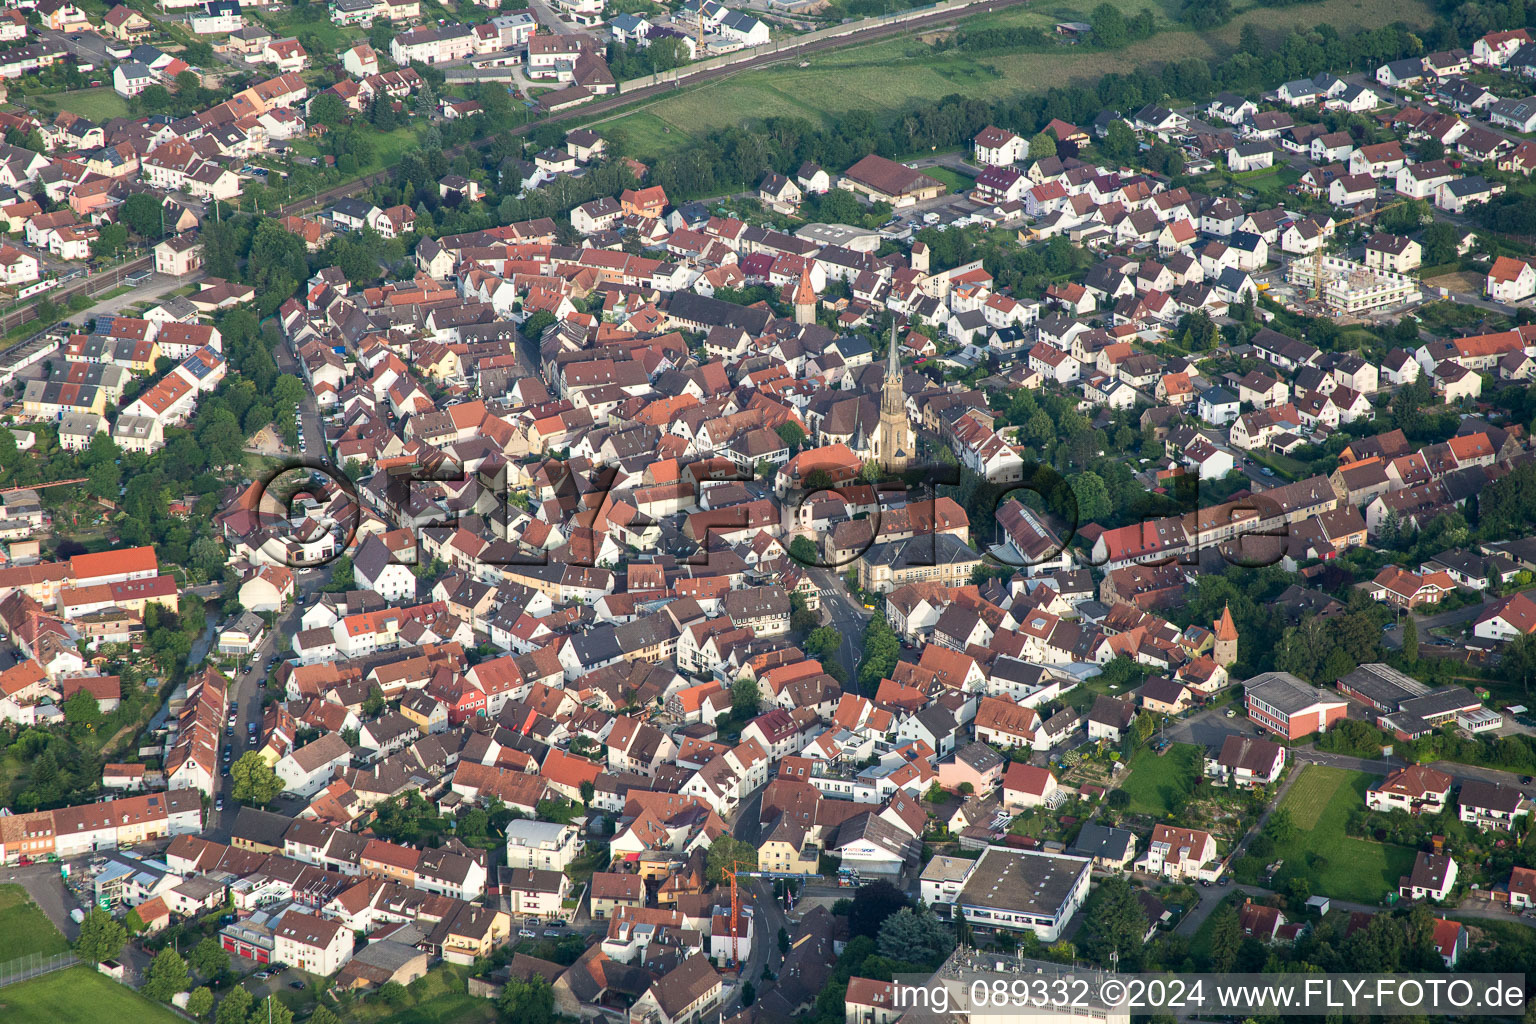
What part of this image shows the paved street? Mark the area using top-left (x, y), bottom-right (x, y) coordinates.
top-left (1382, 596), bottom-right (1492, 649)
top-left (526, 0), bottom-right (579, 35)
top-left (204, 372), bottom-right (334, 840)
top-left (807, 565), bottom-right (872, 687)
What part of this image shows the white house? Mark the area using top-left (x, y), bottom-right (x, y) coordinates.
top-left (275, 733), bottom-right (353, 798)
top-left (1135, 824), bottom-right (1218, 880)
top-left (504, 819), bottom-right (581, 871)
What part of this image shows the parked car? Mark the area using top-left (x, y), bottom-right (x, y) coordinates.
top-left (518, 929), bottom-right (537, 938)
top-left (1225, 708), bottom-right (1236, 718)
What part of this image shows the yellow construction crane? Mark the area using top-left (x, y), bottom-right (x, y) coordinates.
top-left (1309, 199), bottom-right (1407, 303)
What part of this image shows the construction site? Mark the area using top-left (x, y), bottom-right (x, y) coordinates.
top-left (1285, 253), bottom-right (1423, 315)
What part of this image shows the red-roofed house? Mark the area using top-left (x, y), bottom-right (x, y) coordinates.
top-left (1001, 763), bottom-right (1059, 811)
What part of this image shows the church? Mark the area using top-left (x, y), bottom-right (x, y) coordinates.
top-left (874, 327), bottom-right (913, 473)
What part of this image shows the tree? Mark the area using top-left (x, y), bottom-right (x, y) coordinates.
top-left (1029, 131), bottom-right (1057, 160)
top-left (731, 677), bottom-right (761, 718)
top-left (326, 554), bottom-right (355, 591)
top-left (93, 222), bottom-right (129, 259)
top-left (88, 458), bottom-right (121, 501)
top-left (231, 750), bottom-right (283, 805)
top-left (74, 908), bottom-right (126, 963)
top-left (143, 947), bottom-right (190, 1002)
top-left (1091, 2), bottom-right (1128, 46)
top-left (497, 974), bottom-right (555, 1024)
top-left (848, 880), bottom-right (909, 938)
top-left (522, 310), bottom-right (557, 339)
top-left (776, 421), bottom-right (806, 451)
top-left (1100, 120), bottom-right (1137, 163)
top-left (307, 1008), bottom-right (342, 1024)
top-left (1403, 616), bottom-right (1419, 663)
top-left (248, 996), bottom-right (293, 1024)
top-left (1072, 471), bottom-right (1112, 523)
top-left (122, 193), bottom-right (167, 239)
top-left (804, 625), bottom-right (842, 663)
top-left (1421, 220), bottom-right (1460, 267)
top-left (188, 987), bottom-right (215, 1020)
top-left (190, 937), bottom-right (229, 979)
top-left (1080, 875), bottom-right (1149, 968)
top-left (362, 685), bottom-right (386, 718)
top-left (1263, 806), bottom-right (1297, 845)
top-left (1181, 0), bottom-right (1233, 28)
top-left (309, 92), bottom-right (348, 128)
top-left (62, 688), bottom-right (101, 731)
top-left (1208, 905), bottom-right (1242, 971)
top-left (877, 905), bottom-right (955, 967)
top-left (1134, 711), bottom-right (1156, 743)
top-left (215, 985), bottom-right (253, 1024)
top-left (788, 535), bottom-right (820, 566)
top-left (706, 834), bottom-right (757, 884)
top-left (858, 616), bottom-right (901, 692)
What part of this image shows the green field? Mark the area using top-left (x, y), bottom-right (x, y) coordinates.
top-left (0, 966), bottom-right (183, 1024)
top-left (33, 88), bottom-right (131, 122)
top-left (1260, 766), bottom-right (1418, 903)
top-left (0, 885), bottom-right (69, 963)
top-left (921, 165), bottom-right (975, 194)
top-left (1118, 743), bottom-right (1202, 817)
top-left (344, 965), bottom-right (495, 1024)
top-left (597, 0), bottom-right (1433, 159)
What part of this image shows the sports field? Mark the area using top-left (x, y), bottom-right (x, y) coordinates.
top-left (0, 966), bottom-right (182, 1024)
top-left (593, 0), bottom-right (1433, 159)
top-left (1263, 766), bottom-right (1418, 903)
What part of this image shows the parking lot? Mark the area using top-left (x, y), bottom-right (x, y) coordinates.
top-left (1160, 706), bottom-right (1252, 751)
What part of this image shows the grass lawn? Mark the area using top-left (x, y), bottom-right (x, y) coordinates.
top-left (1248, 449), bottom-right (1309, 481)
top-left (922, 166), bottom-right (974, 194)
top-left (1260, 766), bottom-right (1417, 903)
top-left (344, 965), bottom-right (496, 1024)
top-left (32, 88), bottom-right (131, 122)
top-left (1117, 743), bottom-right (1202, 817)
top-left (0, 966), bottom-right (182, 1024)
top-left (0, 885), bottom-right (68, 962)
top-left (600, 0), bottom-right (1432, 159)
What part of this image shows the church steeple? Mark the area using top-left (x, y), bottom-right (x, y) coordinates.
top-left (876, 320), bottom-right (911, 474)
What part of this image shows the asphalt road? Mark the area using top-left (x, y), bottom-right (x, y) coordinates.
top-left (205, 368), bottom-right (335, 839)
top-left (526, 0), bottom-right (580, 35)
top-left (1382, 596), bottom-right (1493, 650)
top-left (806, 564), bottom-right (872, 687)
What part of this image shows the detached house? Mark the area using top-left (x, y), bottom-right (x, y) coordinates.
top-left (1401, 851), bottom-right (1458, 902)
top-left (1458, 780), bottom-right (1529, 832)
top-left (973, 126), bottom-right (1025, 166)
top-left (1136, 824), bottom-right (1217, 880)
top-left (1204, 734), bottom-right (1285, 788)
top-left (1367, 764), bottom-right (1453, 815)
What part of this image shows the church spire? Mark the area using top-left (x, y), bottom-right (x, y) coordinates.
top-left (876, 318), bottom-right (911, 474)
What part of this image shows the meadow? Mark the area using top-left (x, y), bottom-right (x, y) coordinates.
top-left (591, 0), bottom-right (1433, 159)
